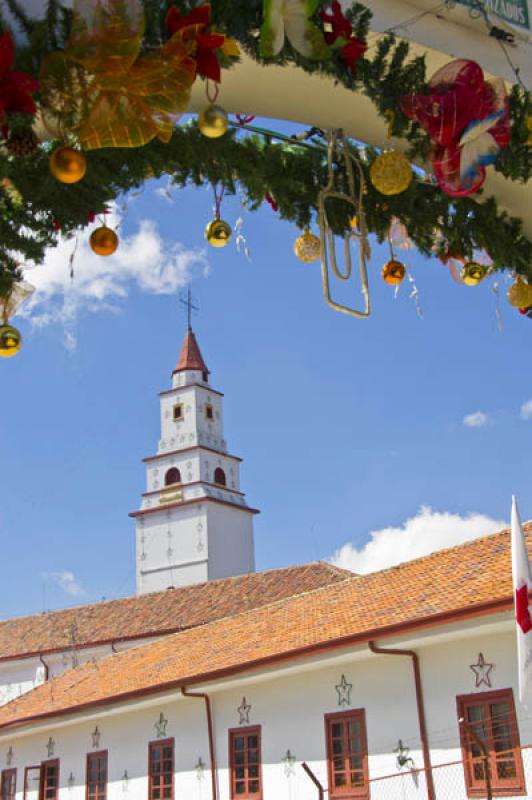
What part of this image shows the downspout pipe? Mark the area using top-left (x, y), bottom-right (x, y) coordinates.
top-left (182, 687), bottom-right (217, 800)
top-left (368, 641), bottom-right (435, 800)
top-left (38, 654), bottom-right (49, 682)
top-left (301, 762), bottom-right (324, 800)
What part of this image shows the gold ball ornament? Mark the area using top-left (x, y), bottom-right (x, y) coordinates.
top-left (461, 262), bottom-right (487, 286)
top-left (507, 277), bottom-right (532, 309)
top-left (198, 105), bottom-right (229, 138)
top-left (370, 150), bottom-right (413, 196)
top-left (89, 226), bottom-right (119, 256)
top-left (0, 324), bottom-right (22, 358)
top-left (293, 230), bottom-right (321, 263)
top-left (382, 259), bottom-right (406, 285)
top-left (49, 146), bottom-right (87, 184)
top-left (205, 217), bottom-right (232, 247)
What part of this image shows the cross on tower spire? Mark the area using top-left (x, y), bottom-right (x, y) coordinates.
top-left (179, 288), bottom-right (199, 331)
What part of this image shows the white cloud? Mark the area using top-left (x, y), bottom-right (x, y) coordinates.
top-left (18, 209), bottom-right (208, 348)
top-left (46, 571), bottom-right (86, 598)
top-left (463, 411), bottom-right (490, 428)
top-left (329, 506), bottom-right (506, 574)
top-left (520, 399), bottom-right (532, 420)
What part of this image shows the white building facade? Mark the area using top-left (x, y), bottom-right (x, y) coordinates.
top-left (0, 610), bottom-right (529, 800)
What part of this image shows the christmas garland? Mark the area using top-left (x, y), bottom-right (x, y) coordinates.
top-left (0, 0), bottom-right (531, 304)
top-left (1, 121), bottom-right (530, 276)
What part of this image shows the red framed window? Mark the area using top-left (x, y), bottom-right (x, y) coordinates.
top-left (457, 689), bottom-right (526, 796)
top-left (148, 739), bottom-right (174, 800)
top-left (1, 769), bottom-right (16, 800)
top-left (23, 766), bottom-right (41, 800)
top-left (40, 760), bottom-right (59, 800)
top-left (325, 710), bottom-right (369, 799)
top-left (229, 726), bottom-right (262, 799)
top-left (86, 752), bottom-right (107, 800)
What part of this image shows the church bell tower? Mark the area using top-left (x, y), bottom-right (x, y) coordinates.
top-left (130, 325), bottom-right (258, 594)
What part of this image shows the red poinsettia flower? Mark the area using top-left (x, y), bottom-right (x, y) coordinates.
top-left (165, 3), bottom-right (225, 83)
top-left (0, 32), bottom-right (40, 131)
top-left (319, 1), bottom-right (366, 74)
top-left (340, 38), bottom-right (367, 73)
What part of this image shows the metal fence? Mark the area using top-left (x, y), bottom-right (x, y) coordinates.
top-left (366, 745), bottom-right (532, 800)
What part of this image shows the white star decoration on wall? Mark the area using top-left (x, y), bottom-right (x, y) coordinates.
top-left (335, 675), bottom-right (353, 707)
top-left (282, 749), bottom-right (296, 777)
top-left (470, 653), bottom-right (494, 688)
top-left (155, 713), bottom-right (168, 738)
top-left (195, 757), bottom-right (206, 780)
top-left (237, 697), bottom-right (251, 724)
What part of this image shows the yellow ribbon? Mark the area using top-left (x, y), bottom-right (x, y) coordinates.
top-left (40, 0), bottom-right (196, 150)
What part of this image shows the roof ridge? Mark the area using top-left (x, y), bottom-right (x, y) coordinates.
top-left (0, 576), bottom-right (362, 712)
top-left (0, 562), bottom-right (346, 626)
top-left (349, 520), bottom-right (523, 580)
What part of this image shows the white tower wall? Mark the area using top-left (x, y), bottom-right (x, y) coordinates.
top-left (206, 503), bottom-right (256, 581)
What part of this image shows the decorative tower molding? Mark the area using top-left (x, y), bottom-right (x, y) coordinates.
top-left (130, 327), bottom-right (258, 594)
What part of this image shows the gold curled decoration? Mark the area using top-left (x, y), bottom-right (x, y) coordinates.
top-left (40, 0), bottom-right (197, 150)
top-left (318, 130), bottom-right (371, 318)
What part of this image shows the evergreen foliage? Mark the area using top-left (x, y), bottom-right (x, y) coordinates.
top-left (0, 0), bottom-right (530, 299)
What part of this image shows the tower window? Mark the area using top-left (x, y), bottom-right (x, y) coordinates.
top-left (205, 403), bottom-right (214, 421)
top-left (173, 403), bottom-right (183, 421)
top-left (214, 467), bottom-right (226, 486)
top-left (202, 371), bottom-right (208, 383)
top-left (165, 467), bottom-right (181, 486)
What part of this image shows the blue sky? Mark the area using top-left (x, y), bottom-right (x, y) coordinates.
top-left (1, 119), bottom-right (531, 618)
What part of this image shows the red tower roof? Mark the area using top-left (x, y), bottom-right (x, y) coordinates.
top-left (173, 329), bottom-right (209, 375)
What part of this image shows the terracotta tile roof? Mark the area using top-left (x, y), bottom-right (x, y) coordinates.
top-left (173, 329), bottom-right (209, 375)
top-left (0, 563), bottom-right (351, 661)
top-left (0, 525), bottom-right (525, 732)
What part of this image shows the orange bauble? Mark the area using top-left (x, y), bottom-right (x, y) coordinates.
top-left (381, 259), bottom-right (406, 285)
top-left (89, 226), bottom-right (119, 256)
top-left (49, 146), bottom-right (87, 184)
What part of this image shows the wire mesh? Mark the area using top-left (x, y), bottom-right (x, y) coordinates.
top-left (367, 746), bottom-right (532, 799)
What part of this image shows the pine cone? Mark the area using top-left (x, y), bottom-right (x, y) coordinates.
top-left (6, 130), bottom-right (39, 157)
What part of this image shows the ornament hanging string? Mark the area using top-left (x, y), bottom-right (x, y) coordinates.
top-left (206, 80), bottom-right (219, 104)
top-left (69, 231), bottom-right (80, 280)
top-left (212, 182), bottom-right (225, 218)
top-left (387, 234), bottom-right (395, 262)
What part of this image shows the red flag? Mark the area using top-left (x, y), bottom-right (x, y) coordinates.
top-left (511, 496), bottom-right (532, 705)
